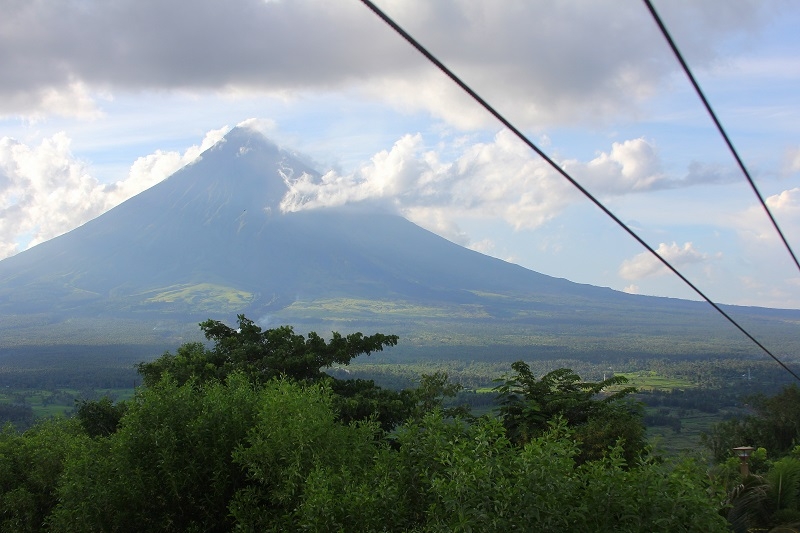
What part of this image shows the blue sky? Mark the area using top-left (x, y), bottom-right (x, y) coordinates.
top-left (1, 0), bottom-right (799, 308)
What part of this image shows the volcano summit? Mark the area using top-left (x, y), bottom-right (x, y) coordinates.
top-left (0, 126), bottom-right (798, 359)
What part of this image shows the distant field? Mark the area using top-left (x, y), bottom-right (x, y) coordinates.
top-left (0, 387), bottom-right (136, 421)
top-left (615, 371), bottom-right (696, 391)
top-left (0, 338), bottom-right (793, 458)
top-left (143, 283), bottom-right (254, 311)
top-left (646, 410), bottom-right (722, 457)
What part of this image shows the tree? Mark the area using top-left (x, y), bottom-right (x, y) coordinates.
top-left (137, 315), bottom-right (417, 430)
top-left (494, 362), bottom-right (645, 462)
top-left (138, 315), bottom-right (398, 386)
top-left (74, 396), bottom-right (128, 438)
top-left (703, 384), bottom-right (800, 463)
top-left (0, 419), bottom-right (86, 533)
top-left (2, 357), bottom-right (723, 531)
top-left (296, 413), bottom-right (727, 532)
top-left (721, 456), bottom-right (800, 533)
top-left (51, 374), bottom-right (382, 533)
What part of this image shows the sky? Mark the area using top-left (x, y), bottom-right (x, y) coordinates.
top-left (1, 0), bottom-right (800, 309)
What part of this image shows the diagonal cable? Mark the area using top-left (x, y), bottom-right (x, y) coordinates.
top-left (359, 0), bottom-right (800, 382)
top-left (644, 0), bottom-right (800, 275)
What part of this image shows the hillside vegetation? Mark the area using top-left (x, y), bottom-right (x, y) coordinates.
top-left (0, 316), bottom-right (729, 532)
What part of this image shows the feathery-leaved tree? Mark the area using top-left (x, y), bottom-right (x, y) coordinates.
top-left (135, 315), bottom-right (464, 432)
top-left (137, 314), bottom-right (398, 386)
top-left (494, 361), bottom-right (645, 462)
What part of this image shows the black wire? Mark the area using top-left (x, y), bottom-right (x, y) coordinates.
top-left (359, 0), bottom-right (800, 383)
top-left (643, 0), bottom-right (800, 276)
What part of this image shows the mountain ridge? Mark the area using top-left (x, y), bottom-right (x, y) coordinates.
top-left (1, 126), bottom-right (798, 360)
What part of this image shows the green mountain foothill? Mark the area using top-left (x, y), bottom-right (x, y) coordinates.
top-left (0, 125), bottom-right (798, 381)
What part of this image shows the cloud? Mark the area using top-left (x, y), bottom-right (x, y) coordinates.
top-left (103, 126), bottom-right (228, 204)
top-left (735, 274), bottom-right (800, 309)
top-left (760, 188), bottom-right (800, 244)
top-left (562, 138), bottom-right (665, 193)
top-left (766, 188), bottom-right (800, 213)
top-left (0, 133), bottom-right (105, 256)
top-left (786, 147), bottom-right (800, 174)
top-left (0, 120), bottom-right (753, 264)
top-left (733, 187), bottom-right (800, 246)
top-left (565, 139), bottom-right (744, 194)
top-left (236, 118), bottom-right (278, 138)
top-left (468, 238), bottom-right (496, 255)
top-left (281, 130), bottom-right (743, 243)
top-left (6, 81), bottom-right (103, 121)
top-left (8, 127), bottom-right (680, 262)
top-left (0, 0), bottom-right (774, 127)
top-left (623, 284), bottom-right (640, 295)
top-left (403, 207), bottom-right (471, 247)
top-left (281, 130), bottom-right (579, 232)
top-left (0, 127), bottom-right (227, 258)
top-left (618, 242), bottom-right (713, 280)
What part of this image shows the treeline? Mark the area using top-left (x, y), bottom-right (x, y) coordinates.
top-left (1, 339), bottom-right (794, 396)
top-left (0, 345), bottom-right (148, 389)
top-left (701, 384), bottom-right (800, 532)
top-left (0, 316), bottom-right (728, 532)
top-left (637, 386), bottom-right (764, 414)
top-left (0, 403), bottom-right (34, 430)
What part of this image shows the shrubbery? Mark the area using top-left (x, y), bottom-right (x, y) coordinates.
top-left (0, 317), bottom-right (729, 531)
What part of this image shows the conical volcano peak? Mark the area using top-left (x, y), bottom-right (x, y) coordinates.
top-left (209, 122), bottom-right (312, 174)
top-left (2, 123), bottom-right (800, 361)
top-left (149, 125), bottom-right (321, 218)
top-left (209, 124), bottom-right (280, 159)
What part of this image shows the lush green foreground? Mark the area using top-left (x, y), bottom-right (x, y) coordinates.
top-left (4, 316), bottom-right (800, 531)
top-left (2, 377), bottom-right (727, 532)
top-left (0, 316), bottom-right (731, 532)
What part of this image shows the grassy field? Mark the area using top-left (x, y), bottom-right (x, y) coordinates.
top-left (143, 283), bottom-right (254, 311)
top-left (615, 370), bottom-right (696, 391)
top-left (0, 387), bottom-right (136, 419)
top-left (646, 410), bottom-right (721, 458)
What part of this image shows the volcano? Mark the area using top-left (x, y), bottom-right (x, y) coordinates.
top-left (1, 125), bottom-right (798, 359)
top-left (0, 126), bottom-right (620, 316)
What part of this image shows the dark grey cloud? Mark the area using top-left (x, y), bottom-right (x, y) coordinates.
top-left (0, 0), bottom-right (774, 125)
top-left (1, 0), bottom-right (407, 90)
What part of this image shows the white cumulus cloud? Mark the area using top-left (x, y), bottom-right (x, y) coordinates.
top-left (281, 130), bottom-right (579, 233)
top-left (619, 242), bottom-right (713, 280)
top-left (623, 284), bottom-right (640, 294)
top-left (0, 127), bottom-right (227, 259)
top-left (103, 126), bottom-right (228, 204)
top-left (281, 130), bottom-right (729, 242)
top-left (734, 187), bottom-right (800, 246)
top-left (562, 138), bottom-right (665, 193)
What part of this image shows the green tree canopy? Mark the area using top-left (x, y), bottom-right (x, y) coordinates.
top-left (704, 384), bottom-right (800, 463)
top-left (74, 396), bottom-right (128, 438)
top-left (0, 358), bottom-right (728, 531)
top-left (494, 361), bottom-right (645, 462)
top-left (137, 314), bottom-right (398, 387)
top-left (136, 315), bottom-right (444, 431)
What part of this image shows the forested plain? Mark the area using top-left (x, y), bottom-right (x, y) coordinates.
top-left (2, 316), bottom-right (800, 531)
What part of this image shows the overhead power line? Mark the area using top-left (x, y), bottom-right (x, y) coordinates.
top-left (643, 0), bottom-right (800, 276)
top-left (358, 0), bottom-right (800, 383)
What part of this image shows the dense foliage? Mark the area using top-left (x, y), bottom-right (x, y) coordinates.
top-left (494, 361), bottom-right (645, 463)
top-left (137, 315), bottom-right (420, 431)
top-left (138, 315), bottom-right (399, 386)
top-left (0, 318), bottom-right (731, 531)
top-left (1, 376), bottom-right (727, 532)
top-left (717, 455), bottom-right (800, 533)
top-left (701, 383), bottom-right (800, 532)
top-left (703, 384), bottom-right (800, 462)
